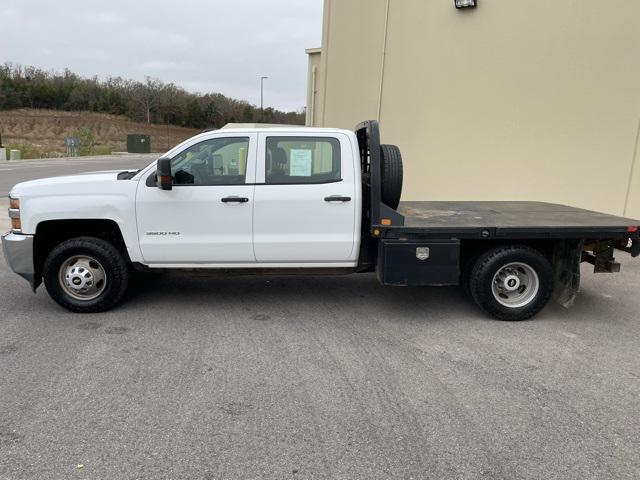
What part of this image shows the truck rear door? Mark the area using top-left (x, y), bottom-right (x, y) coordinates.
top-left (253, 132), bottom-right (358, 263)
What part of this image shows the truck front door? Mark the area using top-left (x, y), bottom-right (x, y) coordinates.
top-left (253, 133), bottom-right (358, 263)
top-left (135, 134), bottom-right (257, 264)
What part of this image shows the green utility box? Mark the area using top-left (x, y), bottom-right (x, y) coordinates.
top-left (126, 134), bottom-right (151, 153)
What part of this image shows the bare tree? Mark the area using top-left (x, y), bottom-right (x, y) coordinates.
top-left (130, 77), bottom-right (162, 124)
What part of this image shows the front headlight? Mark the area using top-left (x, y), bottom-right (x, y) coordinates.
top-left (8, 197), bottom-right (21, 232)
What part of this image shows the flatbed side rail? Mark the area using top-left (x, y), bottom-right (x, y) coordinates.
top-left (381, 226), bottom-right (640, 241)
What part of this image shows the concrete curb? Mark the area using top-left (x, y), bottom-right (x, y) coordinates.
top-left (0, 199), bottom-right (9, 233)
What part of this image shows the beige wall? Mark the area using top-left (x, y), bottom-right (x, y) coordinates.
top-left (308, 0), bottom-right (640, 219)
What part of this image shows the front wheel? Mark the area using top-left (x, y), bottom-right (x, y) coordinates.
top-left (43, 237), bottom-right (129, 313)
top-left (468, 245), bottom-right (554, 321)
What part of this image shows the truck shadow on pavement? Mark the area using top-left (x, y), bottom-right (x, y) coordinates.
top-left (121, 270), bottom-right (625, 326)
top-left (124, 271), bottom-right (508, 325)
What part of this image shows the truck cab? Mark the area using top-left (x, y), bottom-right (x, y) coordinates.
top-left (134, 127), bottom-right (361, 267)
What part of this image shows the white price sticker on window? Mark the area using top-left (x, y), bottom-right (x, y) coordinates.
top-left (289, 149), bottom-right (313, 176)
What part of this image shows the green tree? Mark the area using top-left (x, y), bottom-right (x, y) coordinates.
top-left (0, 63), bottom-right (306, 128)
top-left (185, 99), bottom-right (205, 129)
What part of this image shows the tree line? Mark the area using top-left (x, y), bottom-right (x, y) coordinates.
top-left (0, 64), bottom-right (305, 129)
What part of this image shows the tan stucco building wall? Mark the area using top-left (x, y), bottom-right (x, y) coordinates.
top-left (307, 0), bottom-right (640, 219)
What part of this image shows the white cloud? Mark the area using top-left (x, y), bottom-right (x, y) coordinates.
top-left (2, 0), bottom-right (323, 111)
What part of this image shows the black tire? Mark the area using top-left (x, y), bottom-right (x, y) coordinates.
top-left (380, 144), bottom-right (403, 209)
top-left (460, 250), bottom-right (482, 298)
top-left (468, 245), bottom-right (553, 321)
top-left (43, 236), bottom-right (129, 313)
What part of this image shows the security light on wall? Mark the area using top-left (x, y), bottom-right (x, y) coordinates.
top-left (455, 0), bottom-right (477, 9)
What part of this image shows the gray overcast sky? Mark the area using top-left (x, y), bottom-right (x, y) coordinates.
top-left (1, 0), bottom-right (323, 111)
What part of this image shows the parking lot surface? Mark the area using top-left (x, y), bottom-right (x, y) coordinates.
top-left (0, 154), bottom-right (156, 196)
top-left (1, 157), bottom-right (639, 479)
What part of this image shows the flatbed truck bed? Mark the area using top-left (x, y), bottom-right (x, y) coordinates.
top-left (393, 201), bottom-right (639, 239)
top-left (354, 120), bottom-right (640, 319)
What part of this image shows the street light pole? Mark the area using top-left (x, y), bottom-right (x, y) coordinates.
top-left (260, 76), bottom-right (268, 122)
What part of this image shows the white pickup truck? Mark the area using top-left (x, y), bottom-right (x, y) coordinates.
top-left (3, 121), bottom-right (640, 320)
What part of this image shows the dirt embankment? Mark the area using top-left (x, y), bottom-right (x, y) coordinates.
top-left (0, 109), bottom-right (201, 156)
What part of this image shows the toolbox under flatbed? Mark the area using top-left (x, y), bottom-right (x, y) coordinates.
top-left (391, 201), bottom-right (640, 239)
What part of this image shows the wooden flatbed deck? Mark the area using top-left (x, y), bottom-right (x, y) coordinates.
top-left (393, 201), bottom-right (640, 239)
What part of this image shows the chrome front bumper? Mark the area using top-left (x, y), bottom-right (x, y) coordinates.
top-left (1, 232), bottom-right (34, 284)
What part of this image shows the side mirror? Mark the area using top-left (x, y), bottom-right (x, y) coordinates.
top-left (156, 158), bottom-right (172, 190)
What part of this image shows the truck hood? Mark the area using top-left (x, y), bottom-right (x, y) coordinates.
top-left (10, 170), bottom-right (135, 197)
top-left (9, 169), bottom-right (141, 237)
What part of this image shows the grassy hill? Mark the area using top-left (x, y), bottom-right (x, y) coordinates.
top-left (0, 109), bottom-right (202, 158)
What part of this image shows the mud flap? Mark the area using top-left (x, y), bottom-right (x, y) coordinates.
top-left (553, 240), bottom-right (582, 308)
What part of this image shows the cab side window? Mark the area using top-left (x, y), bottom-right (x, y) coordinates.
top-left (171, 137), bottom-right (249, 185)
top-left (265, 137), bottom-right (340, 184)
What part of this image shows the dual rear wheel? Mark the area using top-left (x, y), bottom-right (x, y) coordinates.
top-left (463, 245), bottom-right (554, 321)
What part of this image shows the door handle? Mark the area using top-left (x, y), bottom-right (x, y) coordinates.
top-left (221, 196), bottom-right (249, 203)
top-left (324, 195), bottom-right (351, 202)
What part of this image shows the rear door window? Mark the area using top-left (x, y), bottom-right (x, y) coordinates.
top-left (265, 137), bottom-right (341, 184)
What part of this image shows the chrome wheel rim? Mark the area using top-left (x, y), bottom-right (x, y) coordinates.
top-left (59, 255), bottom-right (107, 301)
top-left (491, 262), bottom-right (539, 308)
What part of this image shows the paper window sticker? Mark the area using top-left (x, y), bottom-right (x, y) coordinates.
top-left (289, 149), bottom-right (313, 176)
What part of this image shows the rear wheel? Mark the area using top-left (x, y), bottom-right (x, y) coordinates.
top-left (43, 237), bottom-right (129, 313)
top-left (468, 245), bottom-right (553, 321)
top-left (460, 249), bottom-right (483, 298)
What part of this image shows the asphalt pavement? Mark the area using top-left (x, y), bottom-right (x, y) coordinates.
top-left (1, 157), bottom-right (639, 479)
